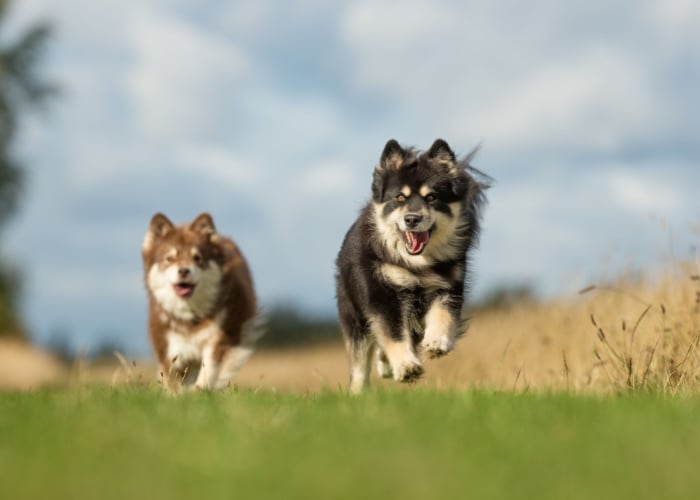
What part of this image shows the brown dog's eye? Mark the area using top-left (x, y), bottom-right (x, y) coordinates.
top-left (396, 194), bottom-right (406, 203)
top-left (193, 254), bottom-right (202, 264)
top-left (425, 193), bottom-right (436, 203)
top-left (165, 255), bottom-right (175, 264)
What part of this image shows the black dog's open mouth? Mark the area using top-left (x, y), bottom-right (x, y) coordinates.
top-left (173, 283), bottom-right (196, 298)
top-left (403, 230), bottom-right (431, 255)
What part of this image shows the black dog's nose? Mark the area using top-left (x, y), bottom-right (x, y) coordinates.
top-left (178, 268), bottom-right (190, 278)
top-left (404, 214), bottom-right (423, 229)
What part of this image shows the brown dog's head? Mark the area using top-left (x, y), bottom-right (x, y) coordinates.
top-left (142, 213), bottom-right (223, 319)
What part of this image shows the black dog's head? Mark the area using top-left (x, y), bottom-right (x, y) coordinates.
top-left (371, 139), bottom-right (488, 261)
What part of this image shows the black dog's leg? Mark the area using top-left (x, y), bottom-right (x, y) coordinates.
top-left (421, 292), bottom-right (464, 358)
top-left (375, 348), bottom-right (393, 378)
top-left (344, 333), bottom-right (375, 394)
top-left (370, 312), bottom-right (424, 383)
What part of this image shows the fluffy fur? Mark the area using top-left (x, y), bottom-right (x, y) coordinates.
top-left (142, 212), bottom-right (260, 391)
top-left (335, 139), bottom-right (489, 393)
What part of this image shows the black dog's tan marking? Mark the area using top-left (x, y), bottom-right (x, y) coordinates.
top-left (335, 139), bottom-right (489, 393)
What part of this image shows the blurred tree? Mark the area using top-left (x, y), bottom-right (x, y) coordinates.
top-left (467, 284), bottom-right (537, 313)
top-left (0, 0), bottom-right (54, 336)
top-left (257, 306), bottom-right (341, 349)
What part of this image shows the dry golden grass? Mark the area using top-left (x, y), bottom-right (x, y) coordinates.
top-left (0, 338), bottom-right (68, 390)
top-left (3, 261), bottom-right (699, 395)
top-left (233, 260), bottom-right (700, 394)
top-left (448, 261), bottom-right (700, 394)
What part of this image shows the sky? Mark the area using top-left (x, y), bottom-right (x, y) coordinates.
top-left (2, 0), bottom-right (699, 355)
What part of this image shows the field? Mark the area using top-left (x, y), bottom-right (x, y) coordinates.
top-left (2, 388), bottom-right (700, 500)
top-left (102, 260), bottom-right (699, 395)
top-left (1, 263), bottom-right (699, 500)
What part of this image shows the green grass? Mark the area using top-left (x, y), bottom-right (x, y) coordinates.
top-left (1, 388), bottom-right (699, 500)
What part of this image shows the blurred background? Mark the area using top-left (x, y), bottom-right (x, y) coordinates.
top-left (0, 0), bottom-right (697, 360)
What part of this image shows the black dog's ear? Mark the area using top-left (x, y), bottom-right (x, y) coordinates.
top-left (372, 139), bottom-right (405, 201)
top-left (427, 139), bottom-right (456, 163)
top-left (379, 139), bottom-right (407, 171)
top-left (451, 175), bottom-right (469, 199)
top-left (371, 168), bottom-right (386, 202)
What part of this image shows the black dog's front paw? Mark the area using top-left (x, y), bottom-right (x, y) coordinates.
top-left (421, 334), bottom-right (455, 359)
top-left (393, 356), bottom-right (424, 383)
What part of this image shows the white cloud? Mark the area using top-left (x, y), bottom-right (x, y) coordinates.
top-left (341, 1), bottom-right (451, 55)
top-left (339, 1), bottom-right (669, 155)
top-left (240, 91), bottom-right (346, 154)
top-left (296, 160), bottom-right (360, 198)
top-left (606, 168), bottom-right (683, 217)
top-left (125, 8), bottom-right (250, 143)
top-left (3, 0), bottom-right (130, 44)
top-left (462, 47), bottom-right (657, 152)
top-left (171, 145), bottom-right (259, 188)
top-left (220, 3), bottom-right (277, 39)
top-left (339, 1), bottom-right (460, 97)
top-left (647, 0), bottom-right (700, 48)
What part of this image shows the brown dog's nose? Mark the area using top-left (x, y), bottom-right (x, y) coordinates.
top-left (178, 268), bottom-right (190, 279)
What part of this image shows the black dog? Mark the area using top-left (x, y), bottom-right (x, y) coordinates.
top-left (335, 139), bottom-right (489, 393)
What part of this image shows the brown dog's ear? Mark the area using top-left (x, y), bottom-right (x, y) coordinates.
top-left (379, 139), bottom-right (407, 171)
top-left (190, 213), bottom-right (217, 237)
top-left (142, 213), bottom-right (174, 252)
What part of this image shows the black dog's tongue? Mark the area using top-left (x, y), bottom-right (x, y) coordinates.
top-left (406, 231), bottom-right (430, 254)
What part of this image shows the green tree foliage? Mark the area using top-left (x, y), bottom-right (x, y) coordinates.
top-left (0, 0), bottom-right (54, 336)
top-left (257, 306), bottom-right (341, 349)
top-left (466, 284), bottom-right (537, 313)
top-left (0, 264), bottom-right (20, 334)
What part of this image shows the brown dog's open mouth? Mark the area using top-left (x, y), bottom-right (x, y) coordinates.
top-left (173, 283), bottom-right (196, 298)
top-left (403, 230), bottom-right (430, 255)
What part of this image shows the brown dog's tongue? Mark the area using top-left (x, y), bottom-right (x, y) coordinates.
top-left (174, 283), bottom-right (195, 298)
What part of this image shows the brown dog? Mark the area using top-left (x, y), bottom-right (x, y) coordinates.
top-left (142, 212), bottom-right (259, 391)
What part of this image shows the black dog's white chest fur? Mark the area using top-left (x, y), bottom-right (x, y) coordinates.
top-left (376, 261), bottom-right (462, 291)
top-left (335, 138), bottom-right (489, 393)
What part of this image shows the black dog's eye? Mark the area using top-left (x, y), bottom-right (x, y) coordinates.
top-left (425, 193), bottom-right (436, 203)
top-left (395, 194), bottom-right (407, 203)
